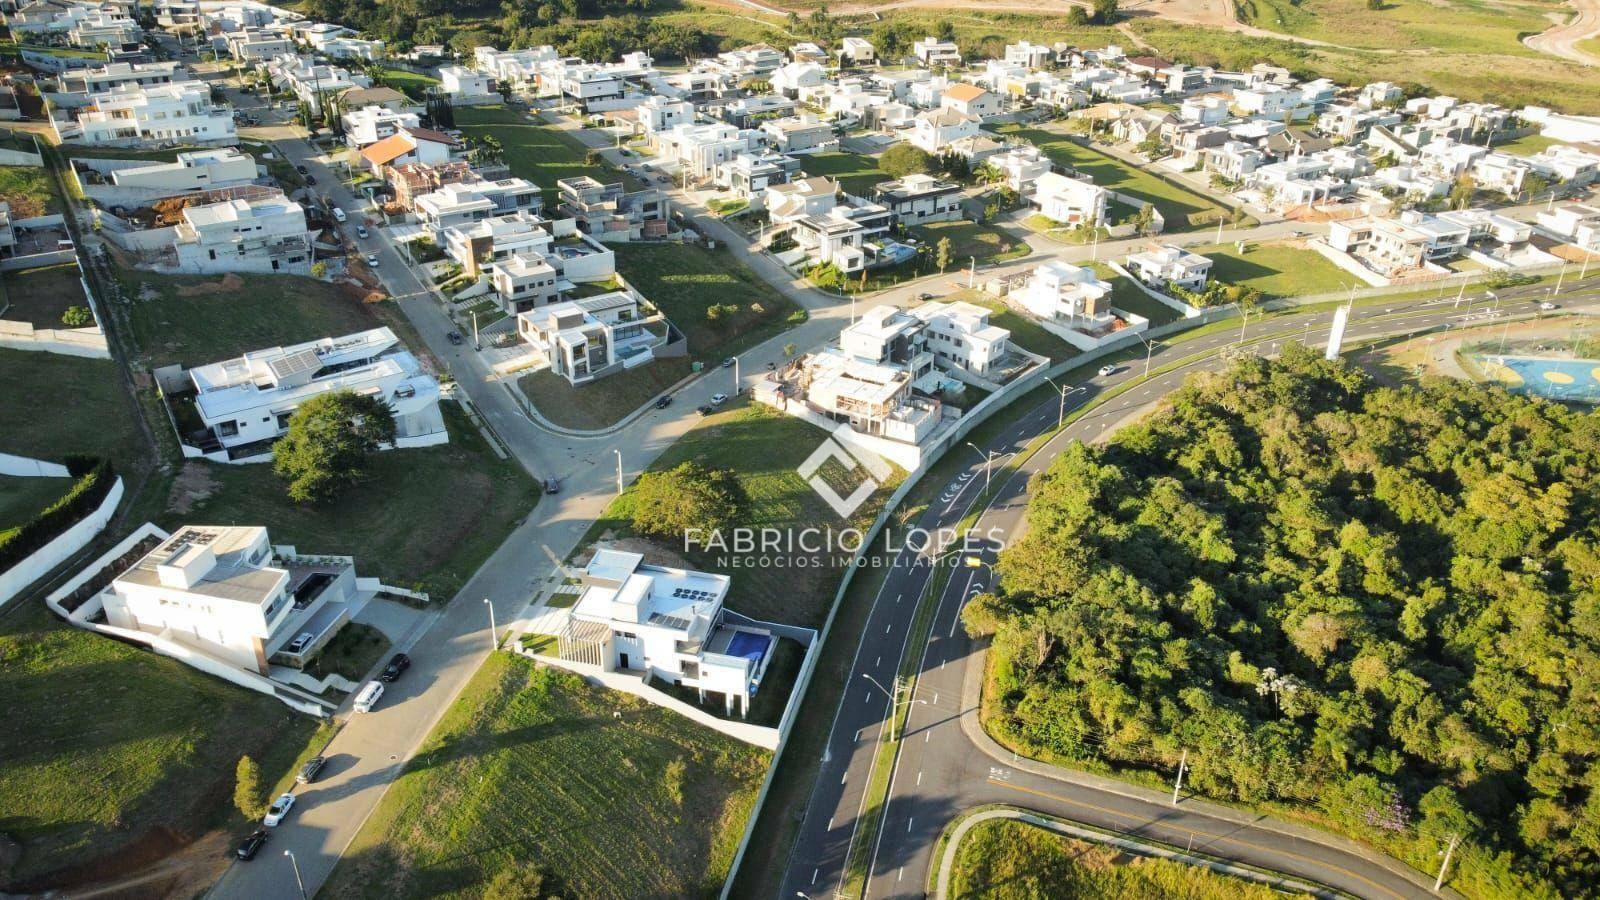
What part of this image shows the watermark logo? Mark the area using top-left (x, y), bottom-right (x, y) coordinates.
top-left (797, 422), bottom-right (894, 518)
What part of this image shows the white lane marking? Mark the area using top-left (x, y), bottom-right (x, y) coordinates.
top-left (812, 868), bottom-right (819, 885)
top-left (907, 817), bottom-right (915, 832)
top-left (828, 816), bottom-right (835, 830)
top-left (916, 770), bottom-right (923, 786)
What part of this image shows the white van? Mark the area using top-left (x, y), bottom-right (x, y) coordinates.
top-left (331, 207), bottom-right (347, 223)
top-left (353, 680), bottom-right (384, 712)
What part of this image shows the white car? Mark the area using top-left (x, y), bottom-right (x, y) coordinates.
top-left (331, 207), bottom-right (347, 223)
top-left (1097, 365), bottom-right (1117, 377)
top-left (356, 224), bottom-right (369, 239)
top-left (353, 680), bottom-right (384, 713)
top-left (263, 793), bottom-right (295, 827)
top-left (365, 253), bottom-right (379, 267)
top-left (1539, 301), bottom-right (1558, 310)
top-left (709, 392), bottom-right (729, 406)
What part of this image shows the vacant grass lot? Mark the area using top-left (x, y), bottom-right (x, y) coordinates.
top-left (1, 262), bottom-right (86, 330)
top-left (797, 150), bottom-right (886, 196)
top-left (0, 164), bottom-right (60, 219)
top-left (591, 401), bottom-right (902, 629)
top-left (0, 600), bottom-right (325, 890)
top-left (1193, 240), bottom-right (1354, 299)
top-left (322, 654), bottom-right (768, 900)
top-left (910, 220), bottom-right (1029, 267)
top-left (0, 474), bottom-right (70, 533)
top-left (1233, 0), bottom-right (1553, 55)
top-left (122, 271), bottom-right (378, 367)
top-left (518, 356), bottom-right (692, 431)
top-left (170, 404), bottom-right (538, 598)
top-left (950, 817), bottom-right (1288, 900)
top-left (455, 105), bottom-right (637, 204)
top-left (994, 125), bottom-right (1229, 229)
top-left (370, 65), bottom-right (439, 100)
top-left (613, 243), bottom-right (799, 365)
top-left (0, 349), bottom-right (141, 467)
top-left (1496, 133), bottom-right (1565, 156)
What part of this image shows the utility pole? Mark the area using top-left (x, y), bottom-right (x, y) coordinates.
top-left (1435, 833), bottom-right (1459, 892)
top-left (483, 598), bottom-right (496, 650)
top-left (968, 255), bottom-right (976, 289)
top-left (614, 448), bottom-right (623, 495)
top-left (733, 356), bottom-right (740, 394)
top-left (1171, 748), bottom-right (1188, 806)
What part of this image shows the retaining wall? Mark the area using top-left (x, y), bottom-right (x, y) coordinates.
top-left (0, 476), bottom-right (123, 610)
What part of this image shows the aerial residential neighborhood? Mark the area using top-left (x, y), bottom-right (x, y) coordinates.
top-left (1, 0), bottom-right (1598, 898)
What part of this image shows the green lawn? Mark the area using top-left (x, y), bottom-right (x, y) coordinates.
top-left (0, 164), bottom-right (60, 219)
top-left (796, 150), bottom-right (886, 196)
top-left (1233, 0), bottom-right (1552, 55)
top-left (939, 290), bottom-right (1081, 362)
top-left (994, 125), bottom-right (1230, 229)
top-left (454, 105), bottom-right (638, 204)
top-left (321, 653), bottom-right (768, 900)
top-left (1190, 240), bottom-right (1355, 299)
top-left (0, 600), bottom-right (326, 890)
top-left (950, 817), bottom-right (1288, 900)
top-left (304, 622), bottom-right (390, 683)
top-left (0, 474), bottom-right (70, 533)
top-left (591, 401), bottom-right (902, 629)
top-left (518, 356), bottom-right (692, 431)
top-left (1495, 133), bottom-right (1565, 156)
top-left (169, 404), bottom-right (538, 598)
top-left (910, 220), bottom-right (1029, 267)
top-left (2, 263), bottom-right (86, 330)
top-left (370, 65), bottom-right (439, 100)
top-left (0, 349), bottom-right (142, 468)
top-left (613, 243), bottom-right (801, 365)
top-left (121, 271), bottom-right (385, 368)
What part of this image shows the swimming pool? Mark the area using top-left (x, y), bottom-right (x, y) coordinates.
top-left (724, 630), bottom-right (773, 664)
top-left (1475, 355), bottom-right (1600, 404)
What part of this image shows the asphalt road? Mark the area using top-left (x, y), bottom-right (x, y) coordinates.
top-left (782, 276), bottom-right (1600, 900)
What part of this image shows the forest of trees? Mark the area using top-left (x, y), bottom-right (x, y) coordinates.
top-left (965, 345), bottom-right (1600, 898)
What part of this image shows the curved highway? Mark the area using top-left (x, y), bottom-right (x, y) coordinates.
top-left (781, 276), bottom-right (1600, 900)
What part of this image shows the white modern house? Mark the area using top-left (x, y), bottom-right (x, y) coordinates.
top-left (1016, 261), bottom-right (1115, 327)
top-left (342, 104), bottom-right (421, 148)
top-left (1032, 171), bottom-right (1107, 226)
top-left (1125, 244), bottom-right (1212, 292)
top-left (839, 37), bottom-right (875, 65)
top-left (940, 83), bottom-right (1001, 120)
top-left (874, 173), bottom-right (962, 224)
top-left (989, 144), bottom-right (1052, 195)
top-left (913, 36), bottom-right (962, 67)
top-left (171, 193), bottom-right (312, 275)
top-left (515, 288), bottom-right (671, 385)
top-left (178, 326), bottom-right (446, 461)
top-left (908, 108), bottom-right (978, 154)
top-left (559, 548), bottom-right (776, 718)
top-left (910, 300), bottom-right (1012, 377)
top-left (438, 65), bottom-right (498, 104)
top-left (52, 61), bottom-right (188, 107)
top-left (109, 147), bottom-right (258, 191)
top-left (102, 524), bottom-right (362, 676)
top-left (67, 81), bottom-right (236, 146)
top-left (414, 177), bottom-right (543, 234)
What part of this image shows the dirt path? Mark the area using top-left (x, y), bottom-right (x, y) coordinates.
top-left (1524, 0), bottom-right (1600, 66)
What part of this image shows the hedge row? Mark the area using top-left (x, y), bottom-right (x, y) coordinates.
top-left (0, 456), bottom-right (115, 574)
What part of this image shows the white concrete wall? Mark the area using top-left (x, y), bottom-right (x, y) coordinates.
top-left (0, 476), bottom-right (123, 610)
top-left (0, 320), bottom-right (110, 358)
top-left (0, 453), bottom-right (70, 477)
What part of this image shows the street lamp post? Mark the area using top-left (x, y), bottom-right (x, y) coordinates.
top-left (1044, 376), bottom-right (1085, 430)
top-left (966, 442), bottom-right (1001, 493)
top-left (733, 356), bottom-right (740, 395)
top-left (483, 597), bottom-right (496, 651)
top-left (1135, 333), bottom-right (1161, 377)
top-left (614, 448), bottom-right (623, 495)
top-left (284, 850), bottom-right (307, 900)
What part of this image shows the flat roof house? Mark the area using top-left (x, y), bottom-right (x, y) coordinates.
top-left (910, 300), bottom-right (1011, 377)
top-left (516, 289), bottom-right (670, 385)
top-left (172, 193), bottom-right (312, 275)
top-left (67, 80), bottom-right (236, 147)
top-left (561, 548), bottom-right (776, 718)
top-left (1125, 244), bottom-right (1212, 293)
top-left (1016, 260), bottom-right (1115, 327)
top-left (109, 147), bottom-right (257, 191)
top-left (181, 326), bottom-right (446, 461)
top-left (557, 175), bottom-right (671, 242)
top-left (103, 524), bottom-right (360, 676)
top-left (874, 173), bottom-right (962, 225)
top-left (1033, 171), bottom-right (1107, 226)
top-left (913, 36), bottom-right (962, 67)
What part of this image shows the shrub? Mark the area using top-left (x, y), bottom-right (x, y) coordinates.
top-left (0, 457), bottom-right (114, 573)
top-left (59, 305), bottom-right (93, 327)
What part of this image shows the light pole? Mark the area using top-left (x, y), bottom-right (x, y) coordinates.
top-left (733, 356), bottom-right (741, 394)
top-left (1044, 376), bottom-right (1085, 429)
top-left (483, 597), bottom-right (497, 650)
top-left (1136, 333), bottom-right (1161, 377)
top-left (284, 850), bottom-right (307, 900)
top-left (614, 448), bottom-right (623, 495)
top-left (966, 442), bottom-right (1001, 493)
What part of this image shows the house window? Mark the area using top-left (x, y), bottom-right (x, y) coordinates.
top-left (218, 421), bottom-right (240, 437)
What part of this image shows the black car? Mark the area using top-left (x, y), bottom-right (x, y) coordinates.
top-left (295, 164), bottom-right (309, 174)
top-left (304, 174), bottom-right (316, 185)
top-left (446, 330), bottom-right (464, 345)
top-left (235, 830), bottom-right (269, 860)
top-left (380, 653), bottom-right (411, 682)
top-left (697, 404), bottom-right (714, 416)
top-left (654, 395), bottom-right (672, 409)
top-left (296, 755), bottom-right (327, 784)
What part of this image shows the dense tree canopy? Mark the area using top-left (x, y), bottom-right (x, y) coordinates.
top-left (272, 390), bottom-right (397, 503)
top-left (970, 345), bottom-right (1600, 897)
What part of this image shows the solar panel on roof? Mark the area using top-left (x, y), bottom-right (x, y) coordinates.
top-left (268, 348), bottom-right (321, 381)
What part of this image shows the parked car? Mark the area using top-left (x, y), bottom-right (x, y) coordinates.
top-left (295, 164), bottom-right (309, 175)
top-left (365, 253), bottom-right (379, 267)
top-left (721, 357), bottom-right (735, 368)
top-left (304, 174), bottom-right (316, 185)
top-left (709, 392), bottom-right (728, 406)
top-left (286, 631), bottom-right (314, 654)
top-left (296, 755), bottom-right (327, 784)
top-left (697, 404), bottom-right (713, 416)
top-left (235, 830), bottom-right (269, 860)
top-left (918, 292), bottom-right (935, 301)
top-left (263, 793), bottom-right (295, 827)
top-left (331, 207), bottom-right (347, 223)
top-left (654, 395), bottom-right (673, 409)
top-left (447, 330), bottom-right (464, 345)
top-left (1097, 365), bottom-right (1117, 377)
top-left (380, 653), bottom-right (410, 682)
top-left (544, 478), bottom-right (560, 494)
top-left (353, 680), bottom-right (384, 713)
top-left (356, 224), bottom-right (369, 239)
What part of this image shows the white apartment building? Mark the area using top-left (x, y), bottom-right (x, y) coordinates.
top-left (103, 525), bottom-right (361, 676)
top-left (182, 326), bottom-right (446, 459)
top-left (172, 193), bottom-right (310, 275)
top-left (516, 289), bottom-right (669, 385)
top-left (110, 147), bottom-right (257, 191)
top-left (1125, 244), bottom-right (1212, 292)
top-left (1016, 261), bottom-right (1115, 327)
top-left (1032, 171), bottom-right (1107, 226)
top-left (559, 548), bottom-right (776, 718)
top-left (70, 81), bottom-right (236, 146)
top-left (913, 36), bottom-right (962, 67)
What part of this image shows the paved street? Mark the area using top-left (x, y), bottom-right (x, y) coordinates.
top-left (783, 277), bottom-right (1600, 900)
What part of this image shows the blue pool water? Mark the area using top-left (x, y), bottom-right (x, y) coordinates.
top-left (725, 631), bottom-right (772, 664)
top-left (1479, 355), bottom-right (1600, 404)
